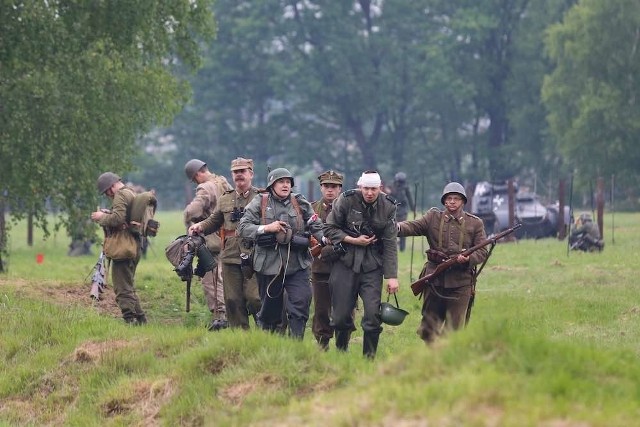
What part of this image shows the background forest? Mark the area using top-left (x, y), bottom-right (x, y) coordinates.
top-left (1, 0), bottom-right (639, 245)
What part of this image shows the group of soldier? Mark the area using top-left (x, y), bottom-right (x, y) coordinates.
top-left (91, 159), bottom-right (494, 359)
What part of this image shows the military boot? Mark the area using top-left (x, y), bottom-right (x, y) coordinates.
top-left (363, 332), bottom-right (380, 359)
top-left (317, 336), bottom-right (330, 351)
top-left (335, 330), bottom-right (351, 352)
top-left (288, 318), bottom-right (306, 340)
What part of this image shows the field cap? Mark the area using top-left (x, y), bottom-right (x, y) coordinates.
top-left (318, 170), bottom-right (344, 185)
top-left (231, 157), bottom-right (254, 171)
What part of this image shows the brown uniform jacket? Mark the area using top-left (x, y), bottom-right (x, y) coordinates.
top-left (198, 187), bottom-right (260, 265)
top-left (184, 174), bottom-right (232, 252)
top-left (398, 207), bottom-right (488, 288)
top-left (311, 199), bottom-right (334, 275)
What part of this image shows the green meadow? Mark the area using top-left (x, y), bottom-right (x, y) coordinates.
top-left (1, 211), bottom-right (639, 426)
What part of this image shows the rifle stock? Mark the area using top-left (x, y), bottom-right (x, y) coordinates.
top-left (410, 223), bottom-right (521, 296)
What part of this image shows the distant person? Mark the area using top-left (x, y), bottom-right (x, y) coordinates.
top-left (183, 159), bottom-right (232, 331)
top-left (90, 172), bottom-right (147, 325)
top-left (188, 157), bottom-right (262, 329)
top-left (389, 172), bottom-right (415, 251)
top-left (324, 170), bottom-right (399, 358)
top-left (397, 182), bottom-right (488, 343)
top-left (569, 213), bottom-right (604, 252)
top-left (237, 168), bottom-right (324, 340)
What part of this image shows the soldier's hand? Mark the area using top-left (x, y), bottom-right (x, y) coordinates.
top-left (188, 223), bottom-right (203, 235)
top-left (456, 253), bottom-right (469, 264)
top-left (265, 221), bottom-right (288, 233)
top-left (387, 278), bottom-right (399, 294)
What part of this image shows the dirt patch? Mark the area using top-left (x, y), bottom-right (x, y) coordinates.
top-left (219, 374), bottom-right (284, 407)
top-left (71, 339), bottom-right (133, 364)
top-left (1, 277), bottom-right (121, 319)
top-left (101, 378), bottom-right (176, 425)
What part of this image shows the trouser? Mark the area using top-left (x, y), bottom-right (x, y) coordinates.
top-left (256, 269), bottom-right (311, 339)
top-left (201, 258), bottom-right (226, 320)
top-left (111, 253), bottom-right (144, 321)
top-left (329, 261), bottom-right (383, 334)
top-left (396, 213), bottom-right (408, 251)
top-left (222, 262), bottom-right (261, 329)
top-left (418, 284), bottom-right (471, 343)
top-left (311, 272), bottom-right (333, 343)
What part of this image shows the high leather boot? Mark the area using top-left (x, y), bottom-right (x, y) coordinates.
top-left (335, 330), bottom-right (351, 352)
top-left (363, 332), bottom-right (380, 359)
top-left (317, 336), bottom-right (330, 351)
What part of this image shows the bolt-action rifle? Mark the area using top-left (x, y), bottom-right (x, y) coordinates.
top-left (410, 223), bottom-right (522, 296)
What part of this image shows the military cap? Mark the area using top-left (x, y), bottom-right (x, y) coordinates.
top-left (231, 157), bottom-right (254, 171)
top-left (318, 170), bottom-right (344, 185)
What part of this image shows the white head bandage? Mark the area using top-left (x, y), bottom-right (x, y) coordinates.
top-left (358, 172), bottom-right (382, 188)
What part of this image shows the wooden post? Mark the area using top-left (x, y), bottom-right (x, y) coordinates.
top-left (507, 179), bottom-right (516, 241)
top-left (27, 212), bottom-right (33, 247)
top-left (596, 176), bottom-right (604, 239)
top-left (558, 179), bottom-right (566, 240)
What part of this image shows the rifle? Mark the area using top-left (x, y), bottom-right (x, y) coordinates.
top-left (410, 223), bottom-right (522, 296)
top-left (89, 251), bottom-right (107, 300)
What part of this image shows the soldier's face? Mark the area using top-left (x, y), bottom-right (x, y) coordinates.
top-left (444, 194), bottom-right (464, 213)
top-left (272, 178), bottom-right (292, 198)
top-left (232, 168), bottom-right (253, 189)
top-left (321, 183), bottom-right (341, 203)
top-left (361, 186), bottom-right (381, 203)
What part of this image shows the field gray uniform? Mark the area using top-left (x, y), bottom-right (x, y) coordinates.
top-left (238, 191), bottom-right (324, 339)
top-left (323, 189), bottom-right (398, 357)
top-left (398, 207), bottom-right (487, 343)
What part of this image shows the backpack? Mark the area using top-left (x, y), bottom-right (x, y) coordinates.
top-left (128, 190), bottom-right (160, 237)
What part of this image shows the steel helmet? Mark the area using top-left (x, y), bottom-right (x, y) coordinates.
top-left (379, 293), bottom-right (409, 326)
top-left (579, 212), bottom-right (592, 222)
top-left (97, 172), bottom-right (121, 194)
top-left (267, 168), bottom-right (294, 189)
top-left (394, 172), bottom-right (407, 182)
top-left (441, 182), bottom-right (467, 204)
top-left (184, 159), bottom-right (206, 181)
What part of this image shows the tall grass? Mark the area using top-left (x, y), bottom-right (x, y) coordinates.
top-left (1, 211), bottom-right (639, 426)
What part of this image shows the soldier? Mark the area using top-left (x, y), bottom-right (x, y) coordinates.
top-left (189, 157), bottom-right (262, 329)
top-left (183, 159), bottom-right (232, 331)
top-left (237, 168), bottom-right (324, 340)
top-left (569, 213), bottom-right (604, 252)
top-left (311, 170), bottom-right (344, 350)
top-left (90, 172), bottom-right (147, 325)
top-left (397, 182), bottom-right (488, 343)
top-left (389, 172), bottom-right (415, 251)
top-left (324, 170), bottom-right (399, 358)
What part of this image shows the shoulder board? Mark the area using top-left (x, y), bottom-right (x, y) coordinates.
top-left (464, 212), bottom-right (482, 220)
top-left (343, 189), bottom-right (357, 197)
top-left (223, 189), bottom-right (234, 195)
top-left (294, 193), bottom-right (307, 201)
top-left (385, 194), bottom-right (398, 205)
top-left (428, 207), bottom-right (442, 213)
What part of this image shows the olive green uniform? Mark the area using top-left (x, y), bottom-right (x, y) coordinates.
top-left (184, 174), bottom-right (232, 321)
top-left (198, 187), bottom-right (261, 329)
top-left (310, 198), bottom-right (335, 346)
top-left (323, 189), bottom-right (398, 356)
top-left (398, 208), bottom-right (487, 342)
top-left (97, 185), bottom-right (145, 323)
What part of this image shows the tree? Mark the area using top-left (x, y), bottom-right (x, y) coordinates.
top-left (543, 0), bottom-right (640, 194)
top-left (0, 0), bottom-right (215, 265)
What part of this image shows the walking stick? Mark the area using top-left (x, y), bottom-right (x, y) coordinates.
top-left (566, 173), bottom-right (574, 257)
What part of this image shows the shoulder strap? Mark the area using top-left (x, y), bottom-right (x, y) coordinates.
top-left (289, 195), bottom-right (304, 231)
top-left (261, 193), bottom-right (268, 225)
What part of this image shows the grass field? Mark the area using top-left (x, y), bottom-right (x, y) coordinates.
top-left (1, 210), bottom-right (639, 426)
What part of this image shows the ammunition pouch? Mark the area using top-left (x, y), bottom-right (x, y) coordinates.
top-left (240, 252), bottom-right (254, 279)
top-left (320, 242), bottom-right (347, 262)
top-left (426, 249), bottom-right (449, 264)
top-left (256, 233), bottom-right (277, 247)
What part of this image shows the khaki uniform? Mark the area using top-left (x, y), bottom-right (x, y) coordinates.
top-left (323, 188), bottom-right (398, 356)
top-left (198, 186), bottom-right (262, 329)
top-left (97, 185), bottom-right (145, 322)
top-left (184, 173), bottom-right (232, 320)
top-left (311, 170), bottom-right (350, 348)
top-left (399, 207), bottom-right (487, 342)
